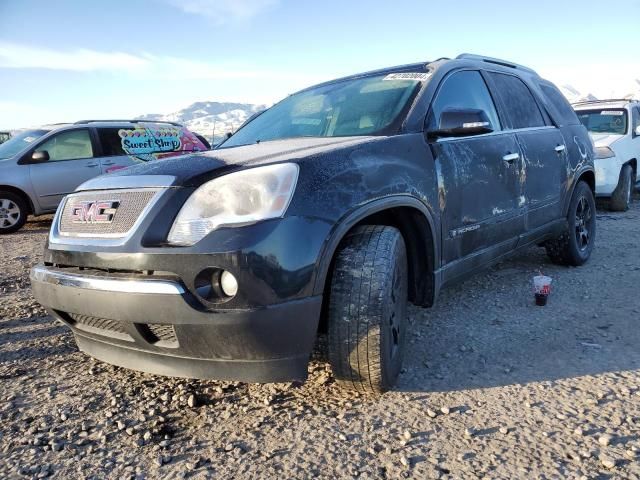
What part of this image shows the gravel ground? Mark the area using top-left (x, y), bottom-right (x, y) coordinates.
top-left (1, 203), bottom-right (640, 480)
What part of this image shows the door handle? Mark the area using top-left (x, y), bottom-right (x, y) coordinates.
top-left (555, 145), bottom-right (566, 153)
top-left (85, 163), bottom-right (99, 167)
top-left (502, 153), bottom-right (519, 165)
top-left (101, 161), bottom-right (115, 166)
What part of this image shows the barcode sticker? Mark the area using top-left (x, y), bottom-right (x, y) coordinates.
top-left (383, 72), bottom-right (432, 82)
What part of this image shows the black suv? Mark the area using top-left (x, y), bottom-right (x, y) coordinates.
top-left (31, 54), bottom-right (596, 394)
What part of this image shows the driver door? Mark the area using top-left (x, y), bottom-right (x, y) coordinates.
top-left (428, 70), bottom-right (525, 269)
top-left (28, 128), bottom-right (100, 211)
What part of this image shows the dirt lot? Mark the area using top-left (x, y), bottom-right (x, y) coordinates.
top-left (1, 203), bottom-right (640, 480)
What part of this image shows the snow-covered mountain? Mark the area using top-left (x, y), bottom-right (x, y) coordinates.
top-left (559, 80), bottom-right (640, 104)
top-left (559, 85), bottom-right (597, 104)
top-left (137, 101), bottom-right (267, 143)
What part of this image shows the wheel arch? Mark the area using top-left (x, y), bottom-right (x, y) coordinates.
top-left (313, 196), bottom-right (440, 312)
top-left (563, 168), bottom-right (595, 216)
top-left (0, 185), bottom-right (34, 215)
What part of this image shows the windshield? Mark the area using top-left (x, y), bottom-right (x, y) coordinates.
top-left (577, 109), bottom-right (628, 135)
top-left (222, 73), bottom-right (425, 148)
top-left (0, 129), bottom-right (50, 159)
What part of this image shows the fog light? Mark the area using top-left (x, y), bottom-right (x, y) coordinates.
top-left (220, 271), bottom-right (238, 297)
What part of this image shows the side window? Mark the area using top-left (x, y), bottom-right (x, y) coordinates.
top-left (634, 107), bottom-right (640, 132)
top-left (98, 128), bottom-right (126, 156)
top-left (540, 83), bottom-right (580, 126)
top-left (429, 70), bottom-right (501, 133)
top-left (488, 73), bottom-right (546, 129)
top-left (35, 129), bottom-right (93, 161)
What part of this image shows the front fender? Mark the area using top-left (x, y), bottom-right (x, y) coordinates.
top-left (312, 194), bottom-right (440, 297)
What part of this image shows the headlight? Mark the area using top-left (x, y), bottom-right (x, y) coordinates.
top-left (595, 146), bottom-right (615, 159)
top-left (167, 163), bottom-right (299, 245)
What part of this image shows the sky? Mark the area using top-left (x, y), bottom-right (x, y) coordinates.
top-left (1, 0), bottom-right (640, 129)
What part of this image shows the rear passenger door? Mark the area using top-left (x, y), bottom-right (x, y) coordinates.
top-left (427, 70), bottom-right (525, 267)
top-left (486, 72), bottom-right (567, 230)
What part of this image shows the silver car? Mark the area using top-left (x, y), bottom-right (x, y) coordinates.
top-left (0, 120), bottom-right (208, 233)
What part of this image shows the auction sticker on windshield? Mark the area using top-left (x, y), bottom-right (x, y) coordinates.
top-left (383, 72), bottom-right (431, 81)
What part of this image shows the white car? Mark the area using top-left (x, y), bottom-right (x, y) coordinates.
top-left (574, 99), bottom-right (639, 211)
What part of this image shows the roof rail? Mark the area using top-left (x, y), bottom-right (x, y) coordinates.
top-left (572, 98), bottom-right (638, 106)
top-left (456, 53), bottom-right (537, 75)
top-left (74, 119), bottom-right (183, 126)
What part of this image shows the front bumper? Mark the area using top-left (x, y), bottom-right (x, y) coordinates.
top-left (31, 265), bottom-right (322, 382)
top-left (594, 156), bottom-right (623, 196)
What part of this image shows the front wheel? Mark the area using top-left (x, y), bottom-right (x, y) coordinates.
top-left (327, 225), bottom-right (408, 395)
top-left (545, 181), bottom-right (596, 266)
top-left (0, 191), bottom-right (28, 234)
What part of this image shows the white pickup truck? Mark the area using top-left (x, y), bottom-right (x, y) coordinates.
top-left (574, 99), bottom-right (639, 211)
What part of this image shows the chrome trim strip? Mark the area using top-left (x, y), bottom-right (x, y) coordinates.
top-left (77, 175), bottom-right (177, 191)
top-left (49, 187), bottom-right (166, 246)
top-left (30, 266), bottom-right (185, 295)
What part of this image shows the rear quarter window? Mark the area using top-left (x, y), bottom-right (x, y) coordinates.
top-left (539, 83), bottom-right (581, 126)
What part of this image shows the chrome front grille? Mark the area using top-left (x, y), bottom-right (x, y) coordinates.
top-left (58, 189), bottom-right (159, 238)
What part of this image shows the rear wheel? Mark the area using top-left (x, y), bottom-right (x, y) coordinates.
top-left (545, 181), bottom-right (596, 266)
top-left (610, 164), bottom-right (633, 212)
top-left (327, 225), bottom-right (408, 395)
top-left (0, 191), bottom-right (28, 234)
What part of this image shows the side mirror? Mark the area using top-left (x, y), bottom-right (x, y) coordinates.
top-left (31, 151), bottom-right (50, 163)
top-left (225, 132), bottom-right (233, 139)
top-left (635, 125), bottom-right (640, 137)
top-left (428, 108), bottom-right (494, 138)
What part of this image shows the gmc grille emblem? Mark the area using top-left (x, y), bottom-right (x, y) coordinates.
top-left (70, 200), bottom-right (119, 224)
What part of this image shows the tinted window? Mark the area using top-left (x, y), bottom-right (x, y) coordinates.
top-left (428, 70), bottom-right (500, 132)
top-left (540, 83), bottom-right (580, 126)
top-left (36, 129), bottom-right (93, 161)
top-left (223, 73), bottom-right (422, 147)
top-left (634, 107), bottom-right (640, 131)
top-left (488, 73), bottom-right (546, 129)
top-left (98, 128), bottom-right (127, 156)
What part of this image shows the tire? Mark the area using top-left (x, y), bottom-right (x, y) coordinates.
top-left (0, 191), bottom-right (28, 234)
top-left (327, 225), bottom-right (408, 395)
top-left (545, 181), bottom-right (596, 266)
top-left (610, 164), bottom-right (633, 212)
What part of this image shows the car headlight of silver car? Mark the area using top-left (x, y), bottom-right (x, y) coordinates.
top-left (594, 146), bottom-right (615, 159)
top-left (167, 163), bottom-right (299, 246)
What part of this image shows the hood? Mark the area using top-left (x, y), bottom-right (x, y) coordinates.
top-left (106, 136), bottom-right (377, 187)
top-left (590, 133), bottom-right (623, 147)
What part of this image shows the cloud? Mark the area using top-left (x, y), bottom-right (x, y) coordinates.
top-left (162, 0), bottom-right (278, 23)
top-left (0, 42), bottom-right (149, 72)
top-left (0, 41), bottom-right (323, 85)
